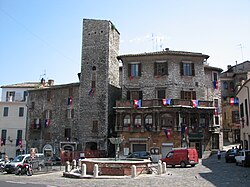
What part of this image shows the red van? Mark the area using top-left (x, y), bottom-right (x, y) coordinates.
top-left (161, 148), bottom-right (198, 167)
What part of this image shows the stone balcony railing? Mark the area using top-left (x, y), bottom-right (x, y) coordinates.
top-left (115, 99), bottom-right (214, 108)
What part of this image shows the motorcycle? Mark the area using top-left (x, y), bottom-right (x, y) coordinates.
top-left (15, 162), bottom-right (33, 176)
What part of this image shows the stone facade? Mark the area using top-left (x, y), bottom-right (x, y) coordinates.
top-left (27, 83), bottom-right (80, 157)
top-left (115, 50), bottom-right (223, 159)
top-left (79, 19), bottom-right (120, 156)
top-left (220, 61), bottom-right (250, 144)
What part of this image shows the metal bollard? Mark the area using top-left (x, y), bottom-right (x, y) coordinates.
top-left (162, 162), bottom-right (167, 174)
top-left (131, 165), bottom-right (136, 178)
top-left (65, 161), bottom-right (70, 172)
top-left (72, 159), bottom-right (76, 170)
top-left (93, 164), bottom-right (98, 178)
top-left (81, 163), bottom-right (86, 177)
top-left (157, 162), bottom-right (162, 175)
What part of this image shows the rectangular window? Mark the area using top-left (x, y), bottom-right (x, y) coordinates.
top-left (127, 90), bottom-right (142, 100)
top-left (214, 99), bottom-right (219, 107)
top-left (180, 62), bottom-right (195, 76)
top-left (154, 61), bottom-right (168, 76)
top-left (240, 103), bottom-right (244, 118)
top-left (92, 80), bottom-right (96, 88)
top-left (157, 89), bottom-right (166, 99)
top-left (65, 128), bottom-right (71, 141)
top-left (17, 130), bottom-right (22, 140)
top-left (215, 116), bottom-right (219, 125)
top-left (128, 63), bottom-right (141, 77)
top-left (92, 120), bottom-right (98, 132)
top-left (213, 72), bottom-right (218, 81)
top-left (245, 99), bottom-right (249, 126)
top-left (19, 107), bottom-right (24, 117)
top-left (1, 129), bottom-right (7, 139)
top-left (23, 91), bottom-right (28, 101)
top-left (180, 91), bottom-right (196, 100)
top-left (6, 91), bottom-right (15, 102)
top-left (44, 110), bottom-right (52, 119)
top-left (47, 90), bottom-right (51, 101)
top-left (232, 111), bottom-right (239, 123)
top-left (67, 109), bottom-right (74, 119)
top-left (3, 107), bottom-right (8, 117)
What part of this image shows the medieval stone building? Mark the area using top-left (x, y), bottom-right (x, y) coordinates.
top-left (114, 50), bottom-right (223, 158)
top-left (26, 18), bottom-right (223, 160)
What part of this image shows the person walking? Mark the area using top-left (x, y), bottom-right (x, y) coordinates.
top-left (217, 150), bottom-right (221, 160)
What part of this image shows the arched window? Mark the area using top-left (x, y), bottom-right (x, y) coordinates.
top-left (123, 115), bottom-right (130, 127)
top-left (160, 113), bottom-right (174, 128)
top-left (144, 115), bottom-right (153, 131)
top-left (134, 115), bottom-right (141, 128)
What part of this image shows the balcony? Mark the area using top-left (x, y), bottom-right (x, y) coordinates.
top-left (115, 99), bottom-right (214, 108)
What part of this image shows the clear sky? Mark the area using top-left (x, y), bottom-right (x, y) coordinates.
top-left (0, 0), bottom-right (249, 89)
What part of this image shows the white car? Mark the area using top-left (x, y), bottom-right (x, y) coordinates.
top-left (235, 150), bottom-right (250, 167)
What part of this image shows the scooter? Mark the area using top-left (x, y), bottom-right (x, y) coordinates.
top-left (15, 162), bottom-right (33, 176)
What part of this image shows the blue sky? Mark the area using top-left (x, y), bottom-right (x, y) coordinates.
top-left (0, 0), bottom-right (249, 89)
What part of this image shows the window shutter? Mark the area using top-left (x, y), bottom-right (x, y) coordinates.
top-left (154, 62), bottom-right (157, 76)
top-left (180, 62), bottom-right (183, 75)
top-left (139, 91), bottom-right (143, 100)
top-left (128, 64), bottom-right (131, 77)
top-left (127, 91), bottom-right (130, 100)
top-left (181, 91), bottom-right (184, 99)
top-left (138, 63), bottom-right (142, 76)
top-left (191, 63), bottom-right (195, 76)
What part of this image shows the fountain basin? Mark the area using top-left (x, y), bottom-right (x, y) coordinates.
top-left (80, 158), bottom-right (151, 176)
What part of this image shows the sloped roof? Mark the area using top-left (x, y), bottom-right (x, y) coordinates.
top-left (1, 82), bottom-right (40, 88)
top-left (118, 50), bottom-right (209, 59)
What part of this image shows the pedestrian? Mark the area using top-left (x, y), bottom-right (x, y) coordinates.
top-left (217, 150), bottom-right (221, 160)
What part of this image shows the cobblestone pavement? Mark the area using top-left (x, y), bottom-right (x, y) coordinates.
top-left (0, 153), bottom-right (249, 187)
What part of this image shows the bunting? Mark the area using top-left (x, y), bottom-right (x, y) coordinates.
top-left (16, 139), bottom-right (22, 146)
top-left (45, 119), bottom-right (50, 128)
top-left (68, 97), bottom-right (72, 105)
top-left (0, 138), bottom-right (5, 146)
top-left (88, 88), bottom-right (95, 96)
top-left (162, 98), bottom-right (171, 106)
top-left (163, 129), bottom-right (171, 139)
top-left (134, 99), bottom-right (141, 108)
top-left (230, 97), bottom-right (239, 106)
top-left (192, 100), bottom-right (199, 108)
top-left (213, 81), bottom-right (218, 89)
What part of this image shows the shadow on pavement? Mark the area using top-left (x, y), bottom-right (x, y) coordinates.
top-left (199, 153), bottom-right (250, 187)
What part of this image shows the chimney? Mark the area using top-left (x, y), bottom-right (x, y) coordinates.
top-left (78, 73), bottom-right (81, 81)
top-left (227, 65), bottom-right (231, 70)
top-left (48, 79), bottom-right (54, 86)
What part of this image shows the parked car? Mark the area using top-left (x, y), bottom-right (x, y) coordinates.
top-left (225, 149), bottom-right (239, 163)
top-left (161, 148), bottom-right (198, 168)
top-left (127, 151), bottom-right (152, 161)
top-left (45, 156), bottom-right (61, 166)
top-left (235, 150), bottom-right (250, 167)
top-left (4, 153), bottom-right (45, 174)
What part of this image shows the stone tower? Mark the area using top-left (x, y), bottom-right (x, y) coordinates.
top-left (79, 19), bottom-right (120, 155)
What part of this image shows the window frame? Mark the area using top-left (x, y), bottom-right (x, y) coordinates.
top-left (180, 62), bottom-right (195, 76)
top-left (19, 107), bottom-right (24, 117)
top-left (154, 61), bottom-right (168, 76)
top-left (3, 107), bottom-right (9, 117)
top-left (128, 63), bottom-right (141, 78)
